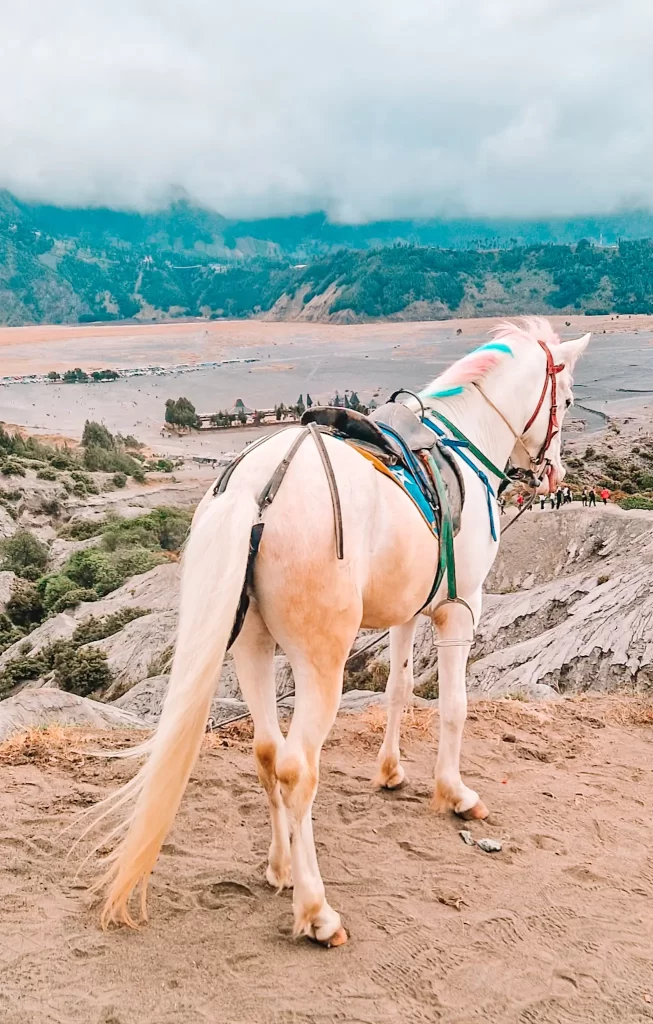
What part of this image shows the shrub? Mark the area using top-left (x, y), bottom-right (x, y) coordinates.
top-left (59, 517), bottom-right (108, 540)
top-left (63, 549), bottom-right (124, 596)
top-left (114, 548), bottom-right (164, 580)
top-left (101, 507), bottom-right (191, 554)
top-left (1, 458), bottom-right (26, 477)
top-left (5, 581), bottom-right (44, 627)
top-left (83, 444), bottom-right (144, 478)
top-left (619, 495), bottom-right (653, 510)
top-left (147, 458), bottom-right (174, 473)
top-left (112, 472), bottom-right (127, 488)
top-left (36, 466), bottom-right (58, 481)
top-left (52, 644), bottom-right (112, 697)
top-left (40, 497), bottom-right (62, 517)
top-left (50, 587), bottom-right (98, 613)
top-left (0, 489), bottom-right (23, 502)
top-left (0, 613), bottom-right (25, 656)
top-left (0, 652), bottom-right (47, 698)
top-left (38, 573), bottom-right (78, 611)
top-left (0, 531), bottom-right (49, 577)
top-left (71, 607), bottom-right (148, 646)
top-left (82, 421), bottom-right (115, 449)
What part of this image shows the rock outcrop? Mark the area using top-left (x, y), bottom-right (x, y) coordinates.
top-left (0, 688), bottom-right (146, 742)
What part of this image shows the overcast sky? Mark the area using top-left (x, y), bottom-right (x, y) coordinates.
top-left (0, 0), bottom-right (651, 221)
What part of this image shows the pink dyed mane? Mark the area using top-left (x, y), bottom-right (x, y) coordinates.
top-left (423, 317), bottom-right (560, 396)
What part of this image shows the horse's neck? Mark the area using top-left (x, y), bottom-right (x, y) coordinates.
top-left (426, 365), bottom-right (538, 472)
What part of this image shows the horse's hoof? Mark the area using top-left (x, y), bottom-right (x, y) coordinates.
top-left (318, 926), bottom-right (348, 948)
top-left (266, 863), bottom-right (293, 890)
top-left (374, 762), bottom-right (406, 790)
top-left (456, 800), bottom-right (489, 821)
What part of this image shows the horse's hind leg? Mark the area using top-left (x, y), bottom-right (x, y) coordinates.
top-left (275, 651), bottom-right (350, 946)
top-left (374, 618), bottom-right (418, 789)
top-left (231, 607), bottom-right (292, 889)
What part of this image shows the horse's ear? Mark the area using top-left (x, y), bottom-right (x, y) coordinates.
top-left (559, 332), bottom-right (591, 368)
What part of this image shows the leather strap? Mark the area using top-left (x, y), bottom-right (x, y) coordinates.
top-left (523, 340), bottom-right (565, 465)
top-left (307, 422), bottom-right (344, 560)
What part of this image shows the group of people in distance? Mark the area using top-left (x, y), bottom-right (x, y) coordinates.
top-left (501, 484), bottom-right (610, 514)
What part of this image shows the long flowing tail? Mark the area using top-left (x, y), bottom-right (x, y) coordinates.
top-left (94, 487), bottom-right (258, 928)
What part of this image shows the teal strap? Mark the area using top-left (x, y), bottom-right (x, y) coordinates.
top-left (423, 450), bottom-right (457, 601)
top-left (426, 409), bottom-right (510, 484)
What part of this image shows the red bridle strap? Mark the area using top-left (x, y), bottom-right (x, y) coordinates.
top-left (523, 340), bottom-right (565, 465)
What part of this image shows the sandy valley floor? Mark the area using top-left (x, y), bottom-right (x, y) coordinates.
top-left (1, 697), bottom-right (652, 1024)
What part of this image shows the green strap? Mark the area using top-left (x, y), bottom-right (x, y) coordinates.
top-left (427, 410), bottom-right (510, 483)
top-left (424, 451), bottom-right (457, 601)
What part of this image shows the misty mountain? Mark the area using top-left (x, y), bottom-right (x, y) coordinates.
top-left (2, 190), bottom-right (653, 326)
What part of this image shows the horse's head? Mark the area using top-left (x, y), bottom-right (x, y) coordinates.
top-left (506, 328), bottom-right (591, 493)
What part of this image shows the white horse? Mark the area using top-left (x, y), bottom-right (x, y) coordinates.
top-left (92, 318), bottom-right (590, 947)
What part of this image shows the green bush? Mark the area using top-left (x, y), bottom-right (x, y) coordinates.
top-left (72, 607), bottom-right (148, 645)
top-left (0, 613), bottom-right (25, 655)
top-left (36, 467), bottom-right (58, 481)
top-left (38, 573), bottom-right (78, 611)
top-left (114, 548), bottom-right (163, 579)
top-left (0, 530), bottom-right (49, 577)
top-left (147, 458), bottom-right (174, 473)
top-left (5, 581), bottom-right (44, 627)
top-left (52, 644), bottom-right (112, 696)
top-left (112, 472), bottom-right (127, 488)
top-left (50, 587), bottom-right (98, 613)
top-left (101, 507), bottom-right (191, 554)
top-left (82, 420), bottom-right (115, 450)
top-left (63, 549), bottom-right (124, 596)
top-left (618, 495), bottom-right (653, 510)
top-left (1, 458), bottom-right (26, 477)
top-left (59, 517), bottom-right (108, 540)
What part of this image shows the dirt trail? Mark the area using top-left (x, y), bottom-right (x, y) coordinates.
top-left (1, 697), bottom-right (653, 1023)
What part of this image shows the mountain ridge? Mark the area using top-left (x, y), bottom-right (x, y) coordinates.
top-left (2, 191), bottom-right (653, 326)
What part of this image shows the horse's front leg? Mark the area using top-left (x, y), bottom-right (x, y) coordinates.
top-left (374, 618), bottom-right (418, 789)
top-left (432, 596), bottom-right (488, 820)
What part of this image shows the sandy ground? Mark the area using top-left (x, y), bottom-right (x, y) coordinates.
top-left (1, 697), bottom-right (653, 1024)
top-left (3, 314), bottom-right (652, 376)
top-left (2, 314), bottom-right (652, 456)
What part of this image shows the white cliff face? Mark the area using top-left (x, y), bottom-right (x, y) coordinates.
top-left (3, 506), bottom-right (653, 726)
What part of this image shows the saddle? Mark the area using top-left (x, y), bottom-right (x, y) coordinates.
top-left (302, 401), bottom-right (464, 534)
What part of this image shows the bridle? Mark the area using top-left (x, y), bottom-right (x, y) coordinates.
top-left (474, 339), bottom-right (566, 485)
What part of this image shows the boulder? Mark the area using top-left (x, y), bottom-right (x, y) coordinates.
top-left (47, 534), bottom-right (102, 571)
top-left (0, 688), bottom-right (147, 742)
top-left (92, 611), bottom-right (178, 695)
top-left (0, 505), bottom-right (17, 540)
top-left (0, 570), bottom-right (18, 613)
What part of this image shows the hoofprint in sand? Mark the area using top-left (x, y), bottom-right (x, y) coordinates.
top-left (1, 698), bottom-right (652, 1024)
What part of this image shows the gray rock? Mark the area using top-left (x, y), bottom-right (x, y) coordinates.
top-left (0, 570), bottom-right (18, 613)
top-left (0, 505), bottom-right (17, 540)
top-left (0, 688), bottom-right (147, 742)
top-left (47, 534), bottom-right (102, 571)
top-left (459, 830), bottom-right (475, 846)
top-left (476, 838), bottom-right (502, 853)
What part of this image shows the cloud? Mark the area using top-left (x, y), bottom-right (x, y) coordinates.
top-left (0, 0), bottom-right (652, 220)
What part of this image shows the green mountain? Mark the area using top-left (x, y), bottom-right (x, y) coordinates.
top-left (2, 190), bottom-right (653, 325)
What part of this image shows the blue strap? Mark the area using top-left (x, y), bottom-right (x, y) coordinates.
top-left (424, 416), bottom-right (498, 542)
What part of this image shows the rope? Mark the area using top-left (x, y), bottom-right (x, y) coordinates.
top-left (500, 492), bottom-right (536, 533)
